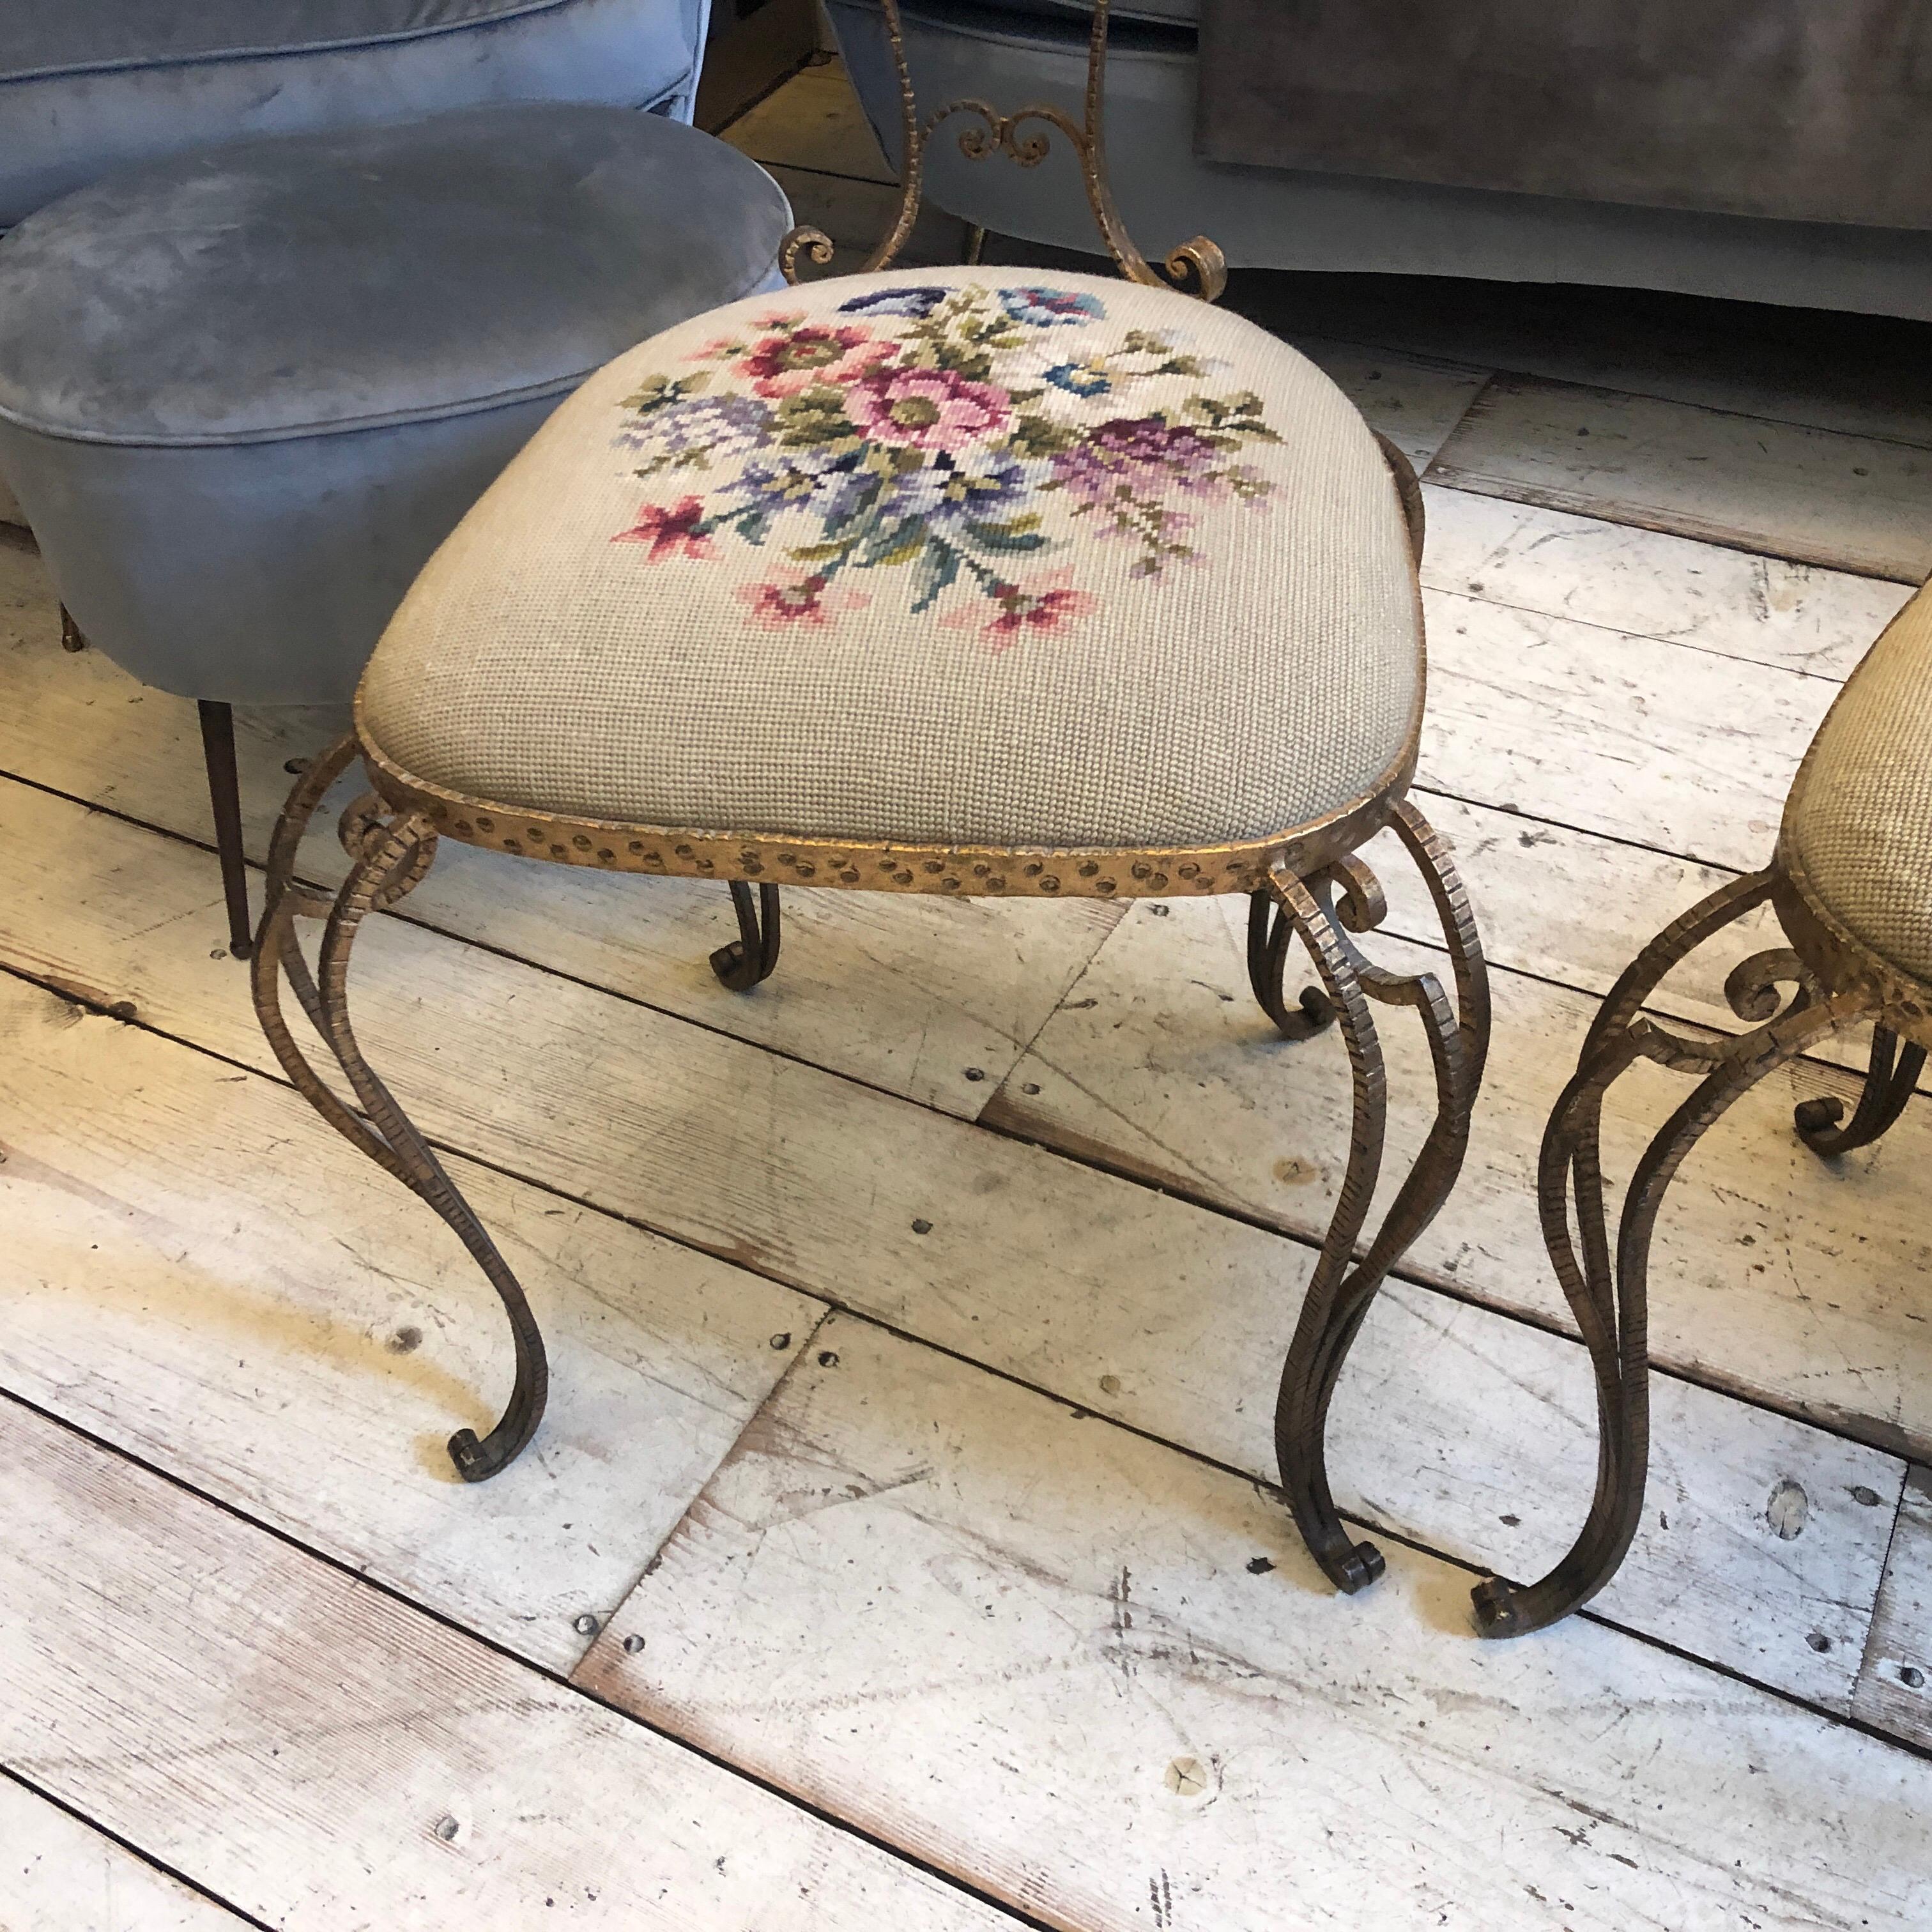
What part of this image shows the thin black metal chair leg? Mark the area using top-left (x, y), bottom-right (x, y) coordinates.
top-left (198, 700), bottom-right (254, 960)
top-left (711, 880), bottom-right (783, 990)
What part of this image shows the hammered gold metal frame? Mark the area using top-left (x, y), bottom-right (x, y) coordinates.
top-left (779, 0), bottom-right (1229, 300)
top-left (252, 0), bottom-right (1491, 1614)
top-left (1470, 753), bottom-right (1932, 1635)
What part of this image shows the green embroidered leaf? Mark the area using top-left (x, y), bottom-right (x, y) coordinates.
top-left (859, 516), bottom-right (931, 568)
top-left (963, 516), bottom-right (1048, 555)
top-left (910, 537), bottom-right (960, 614)
top-left (774, 387), bottom-right (859, 449)
top-left (620, 371), bottom-right (709, 414)
top-left (1008, 415), bottom-right (1080, 458)
top-left (789, 537), bottom-right (857, 565)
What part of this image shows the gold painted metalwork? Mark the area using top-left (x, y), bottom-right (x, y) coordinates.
top-left (353, 694), bottom-right (1417, 904)
top-left (252, 12), bottom-right (1483, 1601)
top-left (1470, 845), bottom-right (1932, 1637)
top-left (780, 0), bottom-right (1227, 301)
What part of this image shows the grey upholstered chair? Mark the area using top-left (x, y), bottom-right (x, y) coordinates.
top-left (0, 2), bottom-right (790, 956)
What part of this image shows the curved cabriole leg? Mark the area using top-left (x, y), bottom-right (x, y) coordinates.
top-left (1269, 797), bottom-right (1491, 1593)
top-left (711, 880), bottom-right (783, 991)
top-left (1794, 1025), bottom-right (1925, 1158)
top-left (251, 733), bottom-right (549, 1480)
top-left (1471, 871), bottom-right (1869, 1636)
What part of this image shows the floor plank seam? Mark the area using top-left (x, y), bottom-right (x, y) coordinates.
top-left (0, 1763), bottom-right (275, 1932)
top-left (3, 855), bottom-right (1922, 1474)
top-left (5, 1292), bottom-right (1920, 1802)
top-left (1423, 581), bottom-right (1851, 686)
top-left (0, 1381), bottom-right (1063, 1932)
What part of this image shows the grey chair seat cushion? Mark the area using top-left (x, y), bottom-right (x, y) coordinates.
top-left (0, 105), bottom-right (790, 445)
top-left (0, 102), bottom-right (792, 704)
top-left (0, 0), bottom-right (705, 227)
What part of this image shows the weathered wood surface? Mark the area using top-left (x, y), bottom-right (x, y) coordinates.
top-left (583, 1316), bottom-right (1932, 1932)
top-left (1419, 485), bottom-right (1909, 679)
top-left (0, 778), bottom-right (1899, 1708)
top-left (1290, 338), bottom-right (1490, 469)
top-left (0, 969), bottom-right (819, 1674)
top-left (988, 892), bottom-right (1932, 1466)
top-left (0, 1777), bottom-right (247, 1932)
top-left (0, 1398), bottom-right (1020, 1932)
top-left (0, 546), bottom-right (1121, 1120)
top-left (1855, 1467), bottom-right (1932, 1747)
top-left (1428, 374), bottom-right (1932, 582)
top-left (1420, 584), bottom-right (1834, 871)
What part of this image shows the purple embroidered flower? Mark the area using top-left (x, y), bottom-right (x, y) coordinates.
top-left (618, 392), bottom-right (769, 464)
top-left (838, 285), bottom-right (951, 318)
top-left (998, 286), bottom-right (1105, 327)
top-left (726, 444), bottom-right (870, 520)
top-left (1047, 416), bottom-right (1223, 502)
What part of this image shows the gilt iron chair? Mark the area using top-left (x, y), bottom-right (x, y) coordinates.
top-left (1473, 579), bottom-right (1932, 1636)
top-left (252, 0), bottom-right (1490, 1600)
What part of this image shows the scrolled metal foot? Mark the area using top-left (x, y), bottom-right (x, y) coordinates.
top-left (1246, 889), bottom-right (1333, 1040)
top-left (1472, 871), bottom-right (1870, 1636)
top-left (1270, 799), bottom-right (1490, 1595)
top-left (251, 733), bottom-right (549, 1480)
top-left (1793, 1025), bottom-right (1924, 1158)
top-left (710, 880), bottom-right (782, 991)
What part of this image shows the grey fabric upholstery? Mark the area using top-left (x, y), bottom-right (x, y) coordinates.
top-left (0, 0), bottom-right (709, 227)
top-left (0, 104), bottom-right (792, 703)
top-left (829, 0), bottom-right (1932, 321)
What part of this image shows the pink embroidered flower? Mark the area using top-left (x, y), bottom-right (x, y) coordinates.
top-left (944, 568), bottom-right (1097, 650)
top-left (613, 495), bottom-right (712, 562)
top-left (846, 366), bottom-right (1011, 453)
top-left (734, 573), bottom-right (871, 629)
top-left (740, 324), bottom-right (896, 397)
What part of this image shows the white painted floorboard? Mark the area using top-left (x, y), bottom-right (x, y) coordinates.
top-left (583, 1315), bottom-right (1932, 1932)
top-left (0, 1777), bottom-right (246, 1932)
top-left (0, 970), bottom-right (817, 1673)
top-left (0, 779), bottom-right (1900, 1710)
top-left (0, 1397), bottom-right (1020, 1932)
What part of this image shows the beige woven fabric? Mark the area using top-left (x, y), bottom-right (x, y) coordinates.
top-left (1781, 581), bottom-right (1932, 983)
top-left (359, 268), bottom-right (1421, 849)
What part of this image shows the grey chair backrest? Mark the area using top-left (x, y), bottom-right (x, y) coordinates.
top-left (0, 0), bottom-right (710, 227)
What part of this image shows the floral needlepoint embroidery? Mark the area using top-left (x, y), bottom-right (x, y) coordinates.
top-left (943, 568), bottom-right (1098, 650)
top-left (613, 494), bottom-right (712, 562)
top-left (611, 280), bottom-right (1282, 641)
top-left (734, 574), bottom-right (871, 629)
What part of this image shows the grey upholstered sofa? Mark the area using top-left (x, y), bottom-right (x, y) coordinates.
top-left (0, 0), bottom-right (716, 528)
top-left (828, 0), bottom-right (1932, 322)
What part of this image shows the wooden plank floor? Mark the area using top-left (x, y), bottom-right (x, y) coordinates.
top-left (6, 58), bottom-right (1932, 1928)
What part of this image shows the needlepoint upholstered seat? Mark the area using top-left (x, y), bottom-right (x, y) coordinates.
top-left (257, 0), bottom-right (1489, 1613)
top-left (356, 270), bottom-right (1422, 863)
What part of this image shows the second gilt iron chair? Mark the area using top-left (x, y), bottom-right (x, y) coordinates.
top-left (252, 0), bottom-right (1490, 1598)
top-left (1473, 579), bottom-right (1932, 1636)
